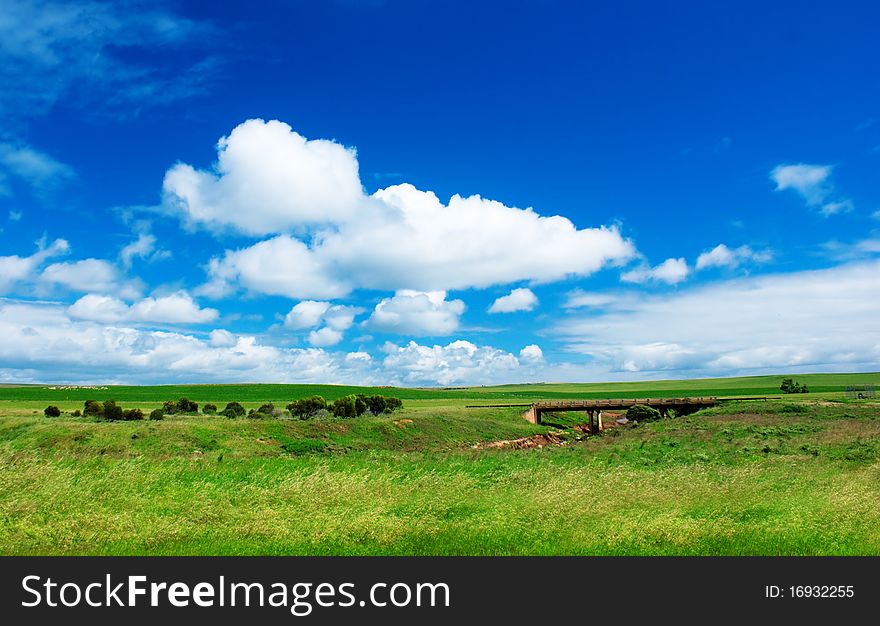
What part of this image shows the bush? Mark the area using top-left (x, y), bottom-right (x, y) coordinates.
top-left (44, 405), bottom-right (61, 417)
top-left (286, 395), bottom-right (327, 419)
top-left (177, 397), bottom-right (199, 413)
top-left (203, 403), bottom-right (217, 415)
top-left (222, 401), bottom-right (245, 419)
top-left (83, 399), bottom-right (103, 417)
top-left (72, 409), bottom-right (81, 417)
top-left (780, 378), bottom-right (809, 394)
top-left (626, 404), bottom-right (662, 422)
top-left (102, 400), bottom-right (123, 421)
top-left (354, 395), bottom-right (367, 416)
top-left (122, 408), bottom-right (144, 421)
top-left (257, 403), bottom-right (275, 415)
top-left (165, 397), bottom-right (199, 414)
top-left (365, 395), bottom-right (387, 415)
top-left (384, 397), bottom-right (403, 413)
top-left (330, 395), bottom-right (358, 418)
top-left (149, 408), bottom-right (164, 421)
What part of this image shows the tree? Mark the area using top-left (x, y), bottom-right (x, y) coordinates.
top-left (365, 395), bottom-right (387, 415)
top-left (780, 378), bottom-right (809, 394)
top-left (44, 405), bottom-right (61, 418)
top-left (177, 397), bottom-right (199, 413)
top-left (222, 401), bottom-right (245, 418)
top-left (102, 400), bottom-right (123, 421)
top-left (626, 404), bottom-right (661, 422)
top-left (83, 399), bottom-right (103, 417)
top-left (286, 396), bottom-right (327, 419)
top-left (330, 395), bottom-right (358, 418)
top-left (384, 397), bottom-right (403, 413)
top-left (122, 408), bottom-right (144, 421)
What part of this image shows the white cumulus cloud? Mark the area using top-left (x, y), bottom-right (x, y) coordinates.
top-left (695, 244), bottom-right (773, 270)
top-left (519, 344), bottom-right (544, 362)
top-left (382, 340), bottom-right (521, 386)
top-left (621, 257), bottom-right (689, 285)
top-left (488, 287), bottom-right (538, 313)
top-left (166, 120), bottom-right (636, 298)
top-left (68, 292), bottom-right (218, 325)
top-left (367, 290), bottom-right (465, 336)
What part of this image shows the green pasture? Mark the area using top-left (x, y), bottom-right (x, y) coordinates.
top-left (0, 373), bottom-right (878, 555)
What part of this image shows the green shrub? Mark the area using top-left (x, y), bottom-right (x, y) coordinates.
top-left (203, 403), bottom-right (217, 415)
top-left (626, 404), bottom-right (662, 421)
top-left (257, 403), bottom-right (275, 416)
top-left (177, 397), bottom-right (199, 413)
top-left (330, 395), bottom-right (358, 418)
top-left (780, 378), bottom-right (809, 394)
top-left (384, 397), bottom-right (403, 413)
top-left (72, 409), bottom-right (81, 417)
top-left (222, 401), bottom-right (245, 419)
top-left (83, 399), bottom-right (103, 417)
top-left (149, 408), bottom-right (164, 421)
top-left (102, 400), bottom-right (123, 421)
top-left (122, 408), bottom-right (144, 421)
top-left (286, 396), bottom-right (327, 419)
top-left (365, 395), bottom-right (387, 415)
top-left (781, 404), bottom-right (809, 413)
top-left (354, 394), bottom-right (367, 416)
top-left (43, 405), bottom-right (61, 417)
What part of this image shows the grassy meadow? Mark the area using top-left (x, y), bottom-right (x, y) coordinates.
top-left (0, 372), bottom-right (878, 555)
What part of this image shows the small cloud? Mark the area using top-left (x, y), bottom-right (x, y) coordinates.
top-left (696, 244), bottom-right (773, 271)
top-left (622, 258), bottom-right (689, 285)
top-left (563, 289), bottom-right (619, 309)
top-left (819, 199), bottom-right (854, 216)
top-left (771, 162), bottom-right (852, 216)
top-left (8, 210), bottom-right (22, 222)
top-left (519, 344), bottom-right (544, 363)
top-left (0, 143), bottom-right (74, 196)
top-left (488, 288), bottom-right (538, 313)
top-left (771, 163), bottom-right (833, 206)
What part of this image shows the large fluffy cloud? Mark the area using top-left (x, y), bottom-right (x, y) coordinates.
top-left (68, 292), bottom-right (219, 324)
top-left (163, 119), bottom-right (363, 235)
top-left (165, 119), bottom-right (636, 298)
top-left (367, 290), bottom-right (465, 336)
top-left (555, 260), bottom-right (880, 376)
top-left (40, 258), bottom-right (140, 298)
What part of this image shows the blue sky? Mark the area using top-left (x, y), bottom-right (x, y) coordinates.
top-left (1, 0), bottom-right (878, 385)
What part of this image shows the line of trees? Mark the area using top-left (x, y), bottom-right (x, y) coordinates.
top-left (47, 394), bottom-right (403, 421)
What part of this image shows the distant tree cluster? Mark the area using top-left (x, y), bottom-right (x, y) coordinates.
top-left (72, 399), bottom-right (144, 421)
top-left (780, 378), bottom-right (809, 394)
top-left (163, 397), bottom-right (199, 414)
top-left (52, 394), bottom-right (403, 422)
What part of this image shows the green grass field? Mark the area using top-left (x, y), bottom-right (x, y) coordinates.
top-left (1, 372), bottom-right (878, 555)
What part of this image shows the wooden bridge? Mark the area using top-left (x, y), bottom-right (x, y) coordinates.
top-left (522, 397), bottom-right (716, 429)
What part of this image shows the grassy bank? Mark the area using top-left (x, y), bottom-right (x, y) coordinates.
top-left (1, 381), bottom-right (878, 555)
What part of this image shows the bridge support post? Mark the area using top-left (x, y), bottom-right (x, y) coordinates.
top-left (597, 410), bottom-right (603, 431)
top-left (523, 406), bottom-right (538, 424)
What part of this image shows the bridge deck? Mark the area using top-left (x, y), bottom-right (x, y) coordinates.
top-left (522, 397), bottom-right (716, 426)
